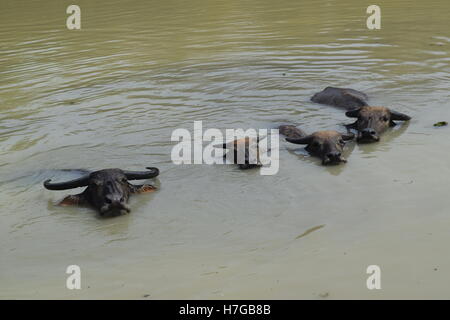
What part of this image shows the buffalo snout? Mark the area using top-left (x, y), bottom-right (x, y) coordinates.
top-left (324, 151), bottom-right (345, 165)
top-left (358, 128), bottom-right (380, 143)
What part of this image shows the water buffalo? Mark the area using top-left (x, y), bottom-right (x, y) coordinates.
top-left (216, 137), bottom-right (262, 169)
top-left (311, 87), bottom-right (412, 143)
top-left (311, 87), bottom-right (368, 109)
top-left (280, 125), bottom-right (354, 165)
top-left (44, 167), bottom-right (159, 216)
top-left (345, 106), bottom-right (411, 143)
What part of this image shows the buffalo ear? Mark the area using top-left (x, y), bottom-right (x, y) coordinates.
top-left (285, 135), bottom-right (313, 145)
top-left (345, 108), bottom-right (361, 118)
top-left (131, 184), bottom-right (157, 194)
top-left (341, 132), bottom-right (355, 141)
top-left (390, 110), bottom-right (411, 121)
top-left (59, 194), bottom-right (85, 206)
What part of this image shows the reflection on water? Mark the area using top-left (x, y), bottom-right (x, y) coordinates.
top-left (1, 0), bottom-right (450, 299)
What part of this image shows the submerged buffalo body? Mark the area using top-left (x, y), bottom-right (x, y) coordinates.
top-left (311, 87), bottom-right (368, 109)
top-left (311, 87), bottom-right (411, 143)
top-left (44, 167), bottom-right (159, 216)
top-left (280, 125), bottom-right (354, 165)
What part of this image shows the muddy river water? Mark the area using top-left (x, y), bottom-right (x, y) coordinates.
top-left (1, 0), bottom-right (450, 299)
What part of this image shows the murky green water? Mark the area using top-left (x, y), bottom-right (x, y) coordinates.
top-left (1, 0), bottom-right (449, 299)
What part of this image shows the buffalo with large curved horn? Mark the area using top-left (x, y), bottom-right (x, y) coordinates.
top-left (44, 167), bottom-right (159, 216)
top-left (310, 87), bottom-right (411, 143)
top-left (280, 125), bottom-right (354, 165)
top-left (345, 106), bottom-right (411, 143)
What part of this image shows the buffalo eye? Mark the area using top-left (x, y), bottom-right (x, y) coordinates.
top-left (121, 178), bottom-right (128, 184)
top-left (90, 180), bottom-right (101, 187)
top-left (381, 116), bottom-right (389, 122)
top-left (338, 139), bottom-right (345, 145)
top-left (311, 141), bottom-right (320, 149)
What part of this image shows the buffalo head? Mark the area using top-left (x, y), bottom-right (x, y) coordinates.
top-left (44, 167), bottom-right (159, 216)
top-left (345, 106), bottom-right (411, 143)
top-left (286, 130), bottom-right (354, 165)
top-left (215, 137), bottom-right (263, 169)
